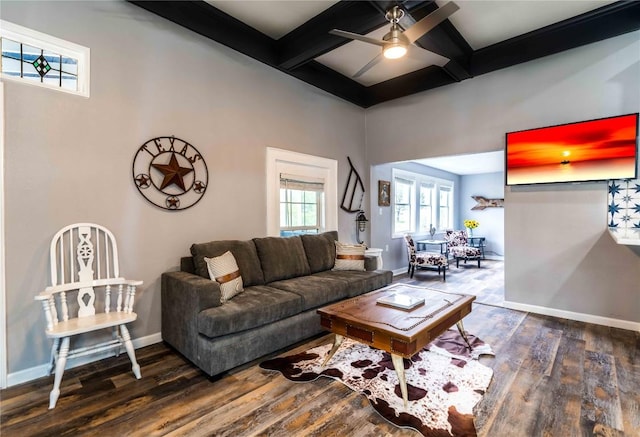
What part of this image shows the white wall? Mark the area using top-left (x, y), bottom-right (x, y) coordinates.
top-left (1, 1), bottom-right (367, 378)
top-left (366, 30), bottom-right (640, 325)
top-left (460, 172), bottom-right (504, 257)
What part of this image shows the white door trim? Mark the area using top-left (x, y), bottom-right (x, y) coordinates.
top-left (0, 81), bottom-right (7, 388)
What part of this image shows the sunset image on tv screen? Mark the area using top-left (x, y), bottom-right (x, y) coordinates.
top-left (506, 114), bottom-right (638, 185)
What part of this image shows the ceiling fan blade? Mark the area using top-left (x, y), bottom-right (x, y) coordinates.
top-left (402, 1), bottom-right (459, 44)
top-left (330, 29), bottom-right (386, 47)
top-left (353, 53), bottom-right (384, 78)
top-left (406, 45), bottom-right (450, 67)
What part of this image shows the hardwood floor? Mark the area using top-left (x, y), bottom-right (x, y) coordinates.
top-left (401, 258), bottom-right (505, 307)
top-left (2, 267), bottom-right (638, 436)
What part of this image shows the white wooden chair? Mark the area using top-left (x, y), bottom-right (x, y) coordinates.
top-left (35, 223), bottom-right (143, 409)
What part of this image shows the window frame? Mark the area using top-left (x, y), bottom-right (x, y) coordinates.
top-left (392, 176), bottom-right (415, 236)
top-left (0, 20), bottom-right (90, 97)
top-left (266, 148), bottom-right (337, 237)
top-left (279, 175), bottom-right (325, 235)
top-left (392, 168), bottom-right (454, 238)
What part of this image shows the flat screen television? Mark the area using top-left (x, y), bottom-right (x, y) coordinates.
top-left (505, 113), bottom-right (638, 186)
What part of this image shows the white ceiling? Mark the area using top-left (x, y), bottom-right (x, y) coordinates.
top-left (207, 1), bottom-right (339, 40)
top-left (207, 1), bottom-right (614, 85)
top-left (448, 0), bottom-right (614, 50)
top-left (414, 150), bottom-right (504, 175)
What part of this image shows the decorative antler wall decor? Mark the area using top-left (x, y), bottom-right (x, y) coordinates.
top-left (341, 157), bottom-right (365, 213)
top-left (471, 196), bottom-right (504, 210)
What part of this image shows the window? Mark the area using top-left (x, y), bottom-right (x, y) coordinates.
top-left (0, 20), bottom-right (89, 97)
top-left (392, 169), bottom-right (454, 237)
top-left (279, 174), bottom-right (325, 236)
top-left (419, 182), bottom-right (434, 233)
top-left (393, 177), bottom-right (414, 235)
top-left (439, 186), bottom-right (453, 229)
top-left (266, 148), bottom-right (338, 237)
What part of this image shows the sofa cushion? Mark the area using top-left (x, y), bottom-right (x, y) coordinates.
top-left (197, 285), bottom-right (303, 338)
top-left (301, 231), bottom-right (338, 273)
top-left (268, 275), bottom-right (351, 311)
top-left (312, 270), bottom-right (394, 297)
top-left (204, 251), bottom-right (244, 303)
top-left (333, 241), bottom-right (366, 271)
top-left (253, 236), bottom-right (311, 283)
top-left (191, 240), bottom-right (264, 286)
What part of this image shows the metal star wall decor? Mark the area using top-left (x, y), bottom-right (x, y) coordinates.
top-left (132, 136), bottom-right (208, 210)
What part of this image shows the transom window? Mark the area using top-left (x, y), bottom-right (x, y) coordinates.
top-left (0, 20), bottom-right (89, 97)
top-left (392, 169), bottom-right (454, 237)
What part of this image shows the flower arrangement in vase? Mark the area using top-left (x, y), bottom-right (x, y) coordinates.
top-left (463, 219), bottom-right (479, 237)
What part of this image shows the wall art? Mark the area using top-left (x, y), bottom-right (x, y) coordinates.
top-left (340, 156), bottom-right (365, 213)
top-left (132, 136), bottom-right (208, 211)
top-left (471, 196), bottom-right (504, 210)
top-left (378, 180), bottom-right (390, 206)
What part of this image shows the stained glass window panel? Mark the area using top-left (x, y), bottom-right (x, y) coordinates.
top-left (61, 56), bottom-right (77, 75)
top-left (1, 38), bottom-right (20, 77)
top-left (45, 51), bottom-right (60, 72)
top-left (22, 59), bottom-right (38, 82)
top-left (1, 55), bottom-right (20, 78)
top-left (0, 21), bottom-right (87, 96)
top-left (61, 74), bottom-right (77, 91)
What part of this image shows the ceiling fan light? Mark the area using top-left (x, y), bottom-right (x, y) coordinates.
top-left (383, 44), bottom-right (407, 59)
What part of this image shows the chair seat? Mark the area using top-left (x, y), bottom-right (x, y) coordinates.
top-left (45, 312), bottom-right (137, 338)
top-left (449, 246), bottom-right (481, 258)
top-left (415, 252), bottom-right (448, 266)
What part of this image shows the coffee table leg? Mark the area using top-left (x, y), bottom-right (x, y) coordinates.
top-left (456, 320), bottom-right (473, 350)
top-left (391, 354), bottom-right (408, 409)
top-left (321, 334), bottom-right (344, 367)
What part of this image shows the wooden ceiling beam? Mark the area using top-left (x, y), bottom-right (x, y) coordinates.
top-left (276, 2), bottom-right (388, 71)
top-left (128, 0), bottom-right (640, 108)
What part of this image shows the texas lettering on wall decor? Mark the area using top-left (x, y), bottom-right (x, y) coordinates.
top-left (132, 136), bottom-right (208, 211)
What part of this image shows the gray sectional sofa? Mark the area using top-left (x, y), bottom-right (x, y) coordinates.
top-left (161, 231), bottom-right (393, 377)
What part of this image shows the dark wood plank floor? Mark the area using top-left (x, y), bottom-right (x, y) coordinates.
top-left (2, 263), bottom-right (638, 436)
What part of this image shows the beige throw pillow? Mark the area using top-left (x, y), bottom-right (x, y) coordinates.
top-left (204, 251), bottom-right (244, 303)
top-left (333, 241), bottom-right (366, 271)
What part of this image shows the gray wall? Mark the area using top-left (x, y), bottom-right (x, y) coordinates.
top-left (3, 1), bottom-right (639, 379)
top-left (2, 1), bottom-right (367, 374)
top-left (366, 30), bottom-right (640, 323)
top-left (460, 172), bottom-right (504, 257)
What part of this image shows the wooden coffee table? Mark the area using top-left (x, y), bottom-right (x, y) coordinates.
top-left (317, 284), bottom-right (475, 408)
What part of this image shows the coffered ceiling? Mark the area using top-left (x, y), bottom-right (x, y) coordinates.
top-left (129, 1), bottom-right (640, 108)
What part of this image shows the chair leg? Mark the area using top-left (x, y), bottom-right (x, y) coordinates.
top-left (478, 258), bottom-right (481, 268)
top-left (443, 267), bottom-right (446, 282)
top-left (47, 338), bottom-right (60, 375)
top-left (456, 258), bottom-right (460, 268)
top-left (49, 337), bottom-right (70, 409)
top-left (120, 325), bottom-right (141, 379)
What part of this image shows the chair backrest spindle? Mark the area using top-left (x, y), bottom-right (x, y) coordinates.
top-left (48, 223), bottom-right (123, 318)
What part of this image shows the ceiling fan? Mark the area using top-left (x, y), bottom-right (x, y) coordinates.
top-left (329, 1), bottom-right (459, 78)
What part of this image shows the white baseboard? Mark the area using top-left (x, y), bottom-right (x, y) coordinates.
top-left (6, 332), bottom-right (162, 388)
top-left (503, 300), bottom-right (640, 332)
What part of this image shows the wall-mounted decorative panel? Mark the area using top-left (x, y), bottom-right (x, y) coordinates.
top-left (608, 179), bottom-right (640, 245)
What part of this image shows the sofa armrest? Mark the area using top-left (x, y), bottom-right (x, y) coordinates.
top-left (364, 256), bottom-right (377, 271)
top-left (161, 271), bottom-right (220, 364)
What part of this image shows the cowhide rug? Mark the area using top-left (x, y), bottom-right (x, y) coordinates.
top-left (260, 330), bottom-right (494, 437)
